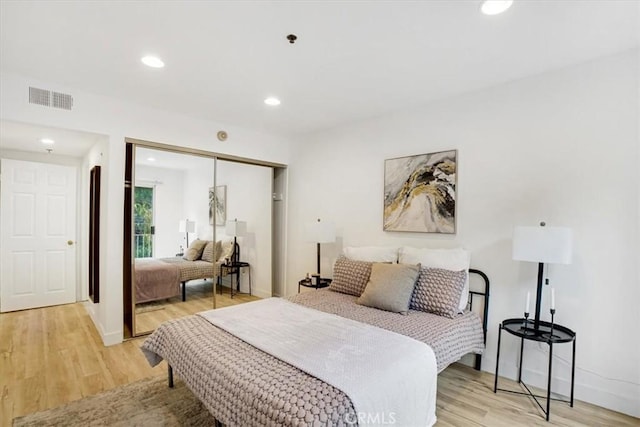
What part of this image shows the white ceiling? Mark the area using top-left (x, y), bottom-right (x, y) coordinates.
top-left (135, 146), bottom-right (214, 171)
top-left (0, 120), bottom-right (106, 157)
top-left (1, 1), bottom-right (638, 137)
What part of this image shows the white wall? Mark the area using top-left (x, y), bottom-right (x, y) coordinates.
top-left (0, 72), bottom-right (292, 346)
top-left (287, 49), bottom-right (639, 416)
top-left (181, 157), bottom-right (215, 242)
top-left (135, 164), bottom-right (185, 257)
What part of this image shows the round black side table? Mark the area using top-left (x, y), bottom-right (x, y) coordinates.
top-left (494, 318), bottom-right (576, 421)
top-left (298, 277), bottom-right (331, 293)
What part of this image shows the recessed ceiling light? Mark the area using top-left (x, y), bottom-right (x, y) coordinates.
top-left (40, 138), bottom-right (55, 145)
top-left (264, 97), bottom-right (281, 106)
top-left (481, 0), bottom-right (513, 15)
top-left (141, 55), bottom-right (165, 68)
top-left (147, 157), bottom-right (156, 162)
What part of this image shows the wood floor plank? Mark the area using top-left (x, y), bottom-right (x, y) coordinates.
top-left (134, 280), bottom-right (259, 334)
top-left (0, 385), bottom-right (15, 427)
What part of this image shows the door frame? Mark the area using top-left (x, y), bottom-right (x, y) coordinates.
top-left (123, 138), bottom-right (288, 338)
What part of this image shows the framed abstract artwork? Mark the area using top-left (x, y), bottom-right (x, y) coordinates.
top-left (209, 185), bottom-right (227, 226)
top-left (383, 150), bottom-right (457, 234)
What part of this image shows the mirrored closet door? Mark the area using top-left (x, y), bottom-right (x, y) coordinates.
top-left (131, 145), bottom-right (217, 335)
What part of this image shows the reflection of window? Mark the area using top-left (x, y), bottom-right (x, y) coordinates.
top-left (134, 186), bottom-right (154, 258)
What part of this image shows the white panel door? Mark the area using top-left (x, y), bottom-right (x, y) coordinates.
top-left (1, 159), bottom-right (77, 312)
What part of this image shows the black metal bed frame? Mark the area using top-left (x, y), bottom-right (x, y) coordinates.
top-left (469, 268), bottom-right (491, 371)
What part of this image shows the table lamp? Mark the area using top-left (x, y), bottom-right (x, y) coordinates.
top-left (512, 222), bottom-right (572, 333)
top-left (306, 218), bottom-right (336, 276)
top-left (226, 219), bottom-right (247, 264)
top-left (179, 219), bottom-right (196, 248)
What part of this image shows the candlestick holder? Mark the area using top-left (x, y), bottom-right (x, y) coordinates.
top-left (521, 312), bottom-right (534, 334)
top-left (542, 308), bottom-right (558, 341)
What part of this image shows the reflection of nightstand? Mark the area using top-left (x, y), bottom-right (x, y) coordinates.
top-left (298, 277), bottom-right (331, 293)
top-left (219, 261), bottom-right (251, 298)
top-left (494, 318), bottom-right (576, 421)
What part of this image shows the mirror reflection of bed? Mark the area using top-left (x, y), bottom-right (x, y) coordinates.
top-left (131, 146), bottom-right (270, 335)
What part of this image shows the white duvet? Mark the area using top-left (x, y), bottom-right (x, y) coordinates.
top-left (199, 297), bottom-right (437, 426)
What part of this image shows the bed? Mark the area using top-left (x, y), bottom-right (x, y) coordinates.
top-left (134, 239), bottom-right (234, 304)
top-left (134, 258), bottom-right (181, 303)
top-left (141, 254), bottom-right (490, 426)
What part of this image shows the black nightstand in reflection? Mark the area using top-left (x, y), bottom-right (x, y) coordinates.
top-left (219, 261), bottom-right (251, 298)
top-left (298, 277), bottom-right (331, 293)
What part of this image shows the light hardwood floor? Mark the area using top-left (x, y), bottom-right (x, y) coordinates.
top-left (134, 279), bottom-right (260, 334)
top-left (2, 301), bottom-right (638, 426)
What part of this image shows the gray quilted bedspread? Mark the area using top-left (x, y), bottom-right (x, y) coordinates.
top-left (289, 291), bottom-right (484, 373)
top-left (141, 290), bottom-right (484, 427)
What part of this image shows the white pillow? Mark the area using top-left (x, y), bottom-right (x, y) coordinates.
top-left (343, 246), bottom-right (399, 263)
top-left (399, 246), bottom-right (471, 311)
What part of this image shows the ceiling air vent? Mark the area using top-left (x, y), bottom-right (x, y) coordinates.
top-left (29, 87), bottom-right (50, 106)
top-left (52, 91), bottom-right (73, 110)
top-left (28, 86), bottom-right (73, 110)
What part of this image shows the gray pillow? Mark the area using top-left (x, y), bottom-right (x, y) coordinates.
top-left (410, 267), bottom-right (467, 318)
top-left (357, 263), bottom-right (420, 314)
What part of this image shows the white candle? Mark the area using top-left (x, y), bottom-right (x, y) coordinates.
top-left (525, 291), bottom-right (530, 314)
top-left (551, 287), bottom-right (555, 310)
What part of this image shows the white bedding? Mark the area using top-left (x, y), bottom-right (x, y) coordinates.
top-left (198, 297), bottom-right (437, 426)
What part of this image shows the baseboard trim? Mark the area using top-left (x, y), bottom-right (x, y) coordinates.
top-left (102, 330), bottom-right (123, 346)
top-left (494, 357), bottom-right (640, 418)
top-left (82, 300), bottom-right (123, 347)
top-left (520, 366), bottom-right (640, 418)
top-left (252, 289), bottom-right (273, 299)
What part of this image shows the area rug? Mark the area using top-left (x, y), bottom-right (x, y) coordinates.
top-left (13, 376), bottom-right (216, 426)
top-left (135, 301), bottom-right (168, 313)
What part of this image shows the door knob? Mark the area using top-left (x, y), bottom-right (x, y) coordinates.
top-left (67, 240), bottom-right (75, 246)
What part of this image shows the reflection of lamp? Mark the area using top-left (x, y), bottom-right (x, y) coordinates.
top-left (306, 218), bottom-right (336, 276)
top-left (512, 222), bottom-right (572, 333)
top-left (179, 219), bottom-right (196, 248)
top-left (225, 219), bottom-right (247, 264)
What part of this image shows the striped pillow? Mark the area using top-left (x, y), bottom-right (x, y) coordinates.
top-left (201, 241), bottom-right (221, 263)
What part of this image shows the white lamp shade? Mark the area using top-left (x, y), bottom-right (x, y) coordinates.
top-left (512, 225), bottom-right (573, 265)
top-left (226, 220), bottom-right (247, 237)
top-left (179, 219), bottom-right (196, 233)
top-left (306, 220), bottom-right (336, 244)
